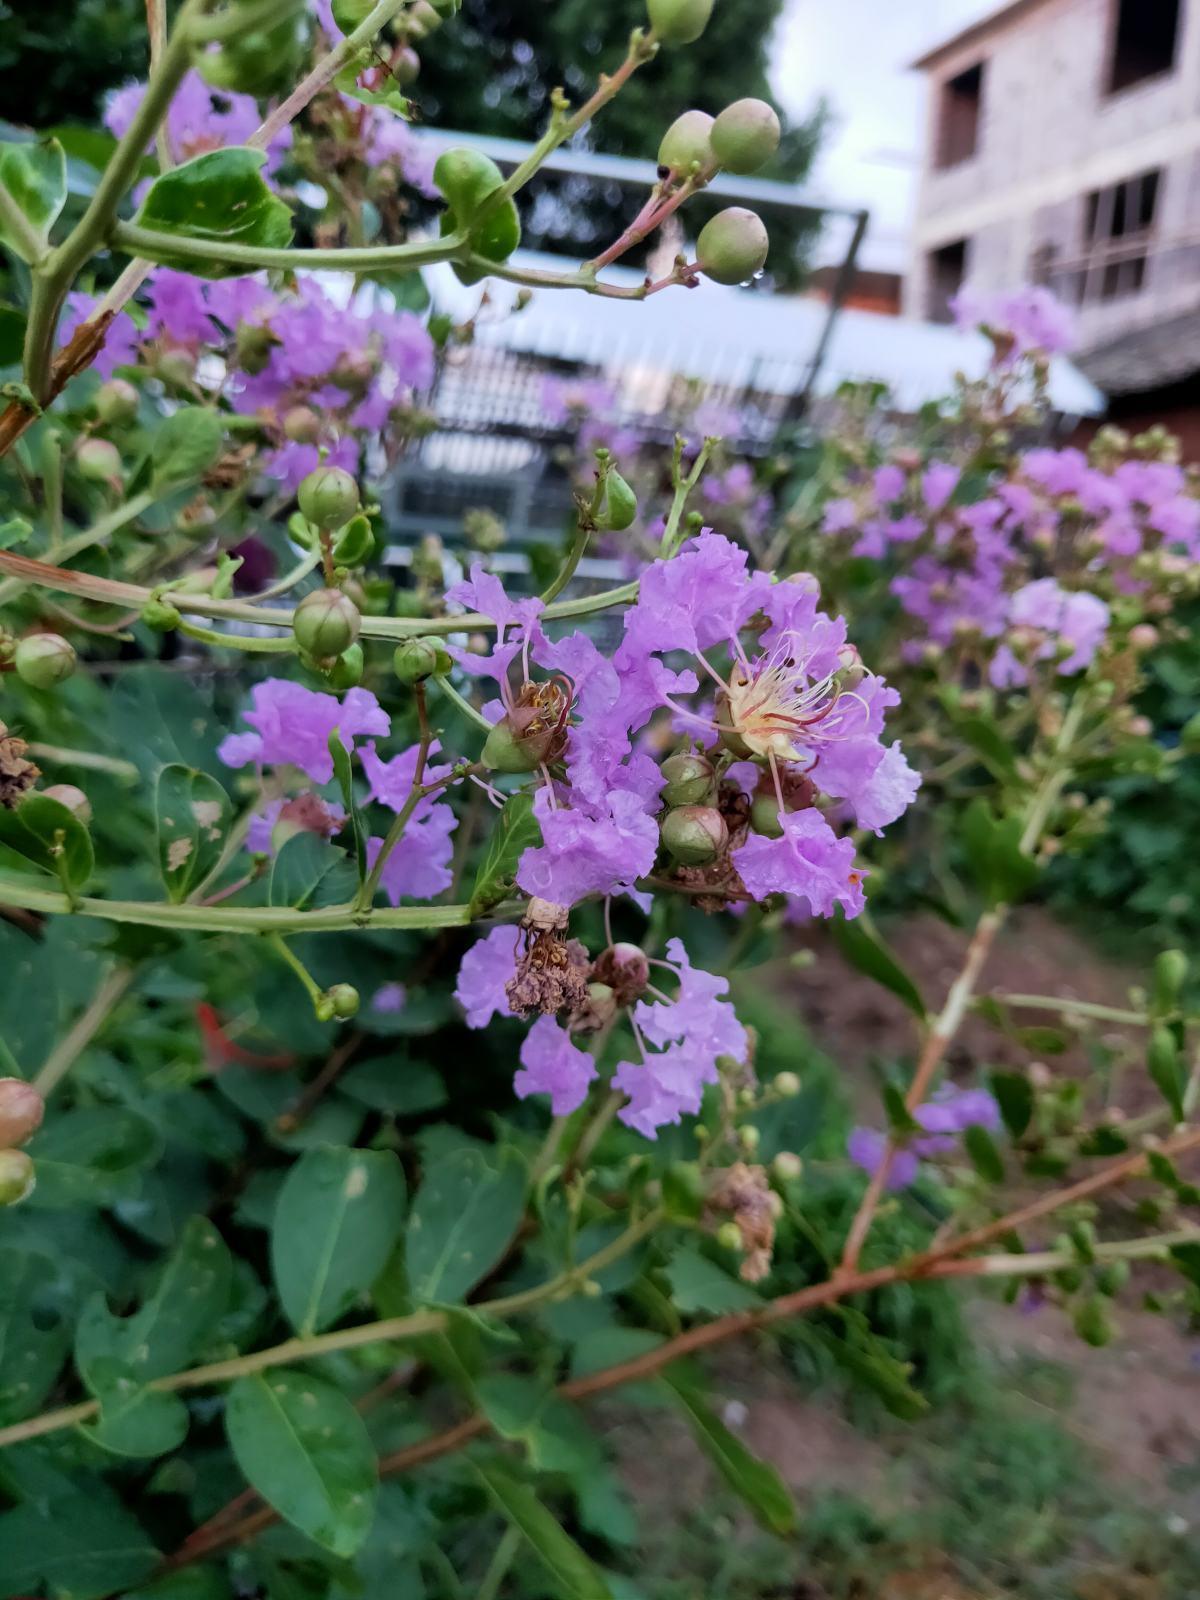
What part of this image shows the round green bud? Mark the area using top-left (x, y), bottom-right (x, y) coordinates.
top-left (433, 147), bottom-right (505, 217)
top-left (394, 45), bottom-right (421, 85)
top-left (406, 0), bottom-right (443, 33)
top-left (327, 983), bottom-right (361, 1020)
top-left (297, 465), bottom-right (360, 530)
top-left (93, 378), bottom-right (139, 425)
top-left (648, 0), bottom-right (715, 43)
top-left (660, 749), bottom-right (715, 807)
top-left (41, 784), bottom-right (91, 823)
top-left (697, 207), bottom-right (770, 286)
top-left (393, 636), bottom-right (448, 685)
top-left (710, 98), bottom-right (781, 175)
top-left (660, 804), bottom-right (728, 866)
top-left (0, 1150), bottom-right (35, 1207)
top-left (76, 438), bottom-right (122, 483)
top-left (156, 348), bottom-right (197, 389)
top-left (773, 1070), bottom-right (801, 1098)
top-left (327, 643), bottom-right (365, 691)
top-left (658, 110), bottom-right (715, 174)
top-left (1072, 1295), bottom-right (1114, 1348)
top-left (772, 1151), bottom-right (803, 1182)
top-left (14, 632), bottom-right (76, 690)
top-left (481, 717), bottom-right (542, 774)
top-left (0, 1079), bottom-right (44, 1148)
top-left (1152, 948), bottom-right (1188, 1012)
top-left (293, 588), bottom-right (361, 660)
top-left (142, 596), bottom-right (182, 633)
top-left (283, 405), bottom-right (321, 444)
top-left (739, 1124), bottom-right (760, 1154)
top-left (598, 467), bottom-right (638, 531)
top-left (716, 1221), bottom-right (743, 1252)
top-left (1095, 1259), bottom-right (1131, 1297)
top-left (749, 790), bottom-right (785, 839)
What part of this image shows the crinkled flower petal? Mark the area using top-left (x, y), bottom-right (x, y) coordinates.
top-left (455, 925), bottom-right (521, 1029)
top-left (734, 810), bottom-right (865, 917)
top-left (514, 1016), bottom-right (597, 1115)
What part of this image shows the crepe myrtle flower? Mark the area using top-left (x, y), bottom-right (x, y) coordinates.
top-left (848, 1086), bottom-right (1003, 1190)
top-left (219, 679), bottom-right (389, 784)
top-left (105, 70), bottom-right (293, 174)
top-left (989, 578), bottom-right (1110, 690)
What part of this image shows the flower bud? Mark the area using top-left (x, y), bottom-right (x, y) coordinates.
top-left (648, 0), bottom-right (714, 43)
top-left (0, 1149), bottom-right (35, 1206)
top-left (327, 643), bottom-right (365, 691)
top-left (749, 790), bottom-right (784, 839)
top-left (327, 983), bottom-right (360, 1020)
top-left (482, 680), bottom-right (572, 772)
top-left (297, 465), bottom-right (360, 530)
top-left (697, 207), bottom-right (769, 285)
top-left (658, 110), bottom-right (715, 174)
top-left (76, 438), bottom-right (122, 483)
top-left (710, 98), bottom-right (781, 175)
top-left (597, 467), bottom-right (638, 531)
top-left (282, 406), bottom-right (321, 444)
top-left (393, 636), bottom-right (449, 685)
top-left (0, 1079), bottom-right (44, 1147)
top-left (592, 941), bottom-right (650, 1003)
top-left (156, 348), bottom-right (196, 389)
top-left (716, 1220), bottom-right (743, 1252)
top-left (773, 1070), bottom-right (801, 1098)
top-left (1128, 623), bottom-right (1159, 650)
top-left (14, 632), bottom-right (76, 689)
top-left (772, 1151), bottom-right (803, 1182)
top-left (394, 45), bottom-right (421, 84)
top-left (661, 748), bottom-right (715, 807)
top-left (41, 784), bottom-right (91, 822)
top-left (738, 1124), bottom-right (760, 1154)
top-left (93, 378), bottom-right (139, 425)
top-left (660, 804), bottom-right (728, 865)
top-left (293, 588), bottom-right (361, 660)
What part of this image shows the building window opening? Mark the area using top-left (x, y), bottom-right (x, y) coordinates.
top-left (1078, 169), bottom-right (1161, 300)
top-left (936, 61), bottom-right (985, 167)
top-left (927, 238), bottom-right (968, 322)
top-left (1108, 0), bottom-right (1180, 93)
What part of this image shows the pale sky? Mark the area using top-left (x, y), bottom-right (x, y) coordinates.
top-left (770, 0), bottom-right (1000, 273)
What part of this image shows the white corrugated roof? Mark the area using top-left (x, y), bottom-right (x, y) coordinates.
top-left (425, 254), bottom-right (1106, 418)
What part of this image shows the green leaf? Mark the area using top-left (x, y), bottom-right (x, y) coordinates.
top-left (85, 1386), bottom-right (190, 1459)
top-left (155, 764), bottom-right (231, 902)
top-left (470, 791), bottom-right (541, 915)
top-left (954, 712), bottom-right (1019, 781)
top-left (225, 1371), bottom-right (378, 1557)
top-left (660, 1373), bottom-right (795, 1536)
top-left (0, 1249), bottom-right (74, 1423)
top-left (0, 793), bottom-right (93, 891)
top-left (0, 512), bottom-right (32, 548)
top-left (340, 1056), bottom-right (447, 1115)
top-left (151, 405), bottom-right (224, 488)
top-left (963, 1123), bottom-right (1005, 1183)
top-left (882, 1083), bottom-right (920, 1137)
top-left (0, 1488), bottom-right (159, 1600)
top-left (473, 1460), bottom-right (614, 1600)
top-left (132, 147), bottom-right (294, 278)
top-left (664, 1244), bottom-right (762, 1314)
top-left (988, 1070), bottom-right (1034, 1140)
top-left (406, 1144), bottom-right (526, 1304)
top-left (329, 730), bottom-right (367, 882)
top-left (1147, 1024), bottom-right (1185, 1121)
top-left (830, 908), bottom-right (926, 1019)
top-left (270, 1146), bottom-right (406, 1335)
top-left (1169, 1242), bottom-right (1200, 1287)
top-left (0, 137), bottom-right (66, 259)
top-left (961, 797), bottom-right (1038, 907)
top-left (269, 831), bottom-right (357, 909)
top-left (23, 1105), bottom-right (161, 1208)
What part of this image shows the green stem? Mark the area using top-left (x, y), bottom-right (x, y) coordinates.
top-left (25, 742), bottom-right (140, 781)
top-left (437, 674), bottom-right (495, 734)
top-left (460, 255), bottom-right (649, 300)
top-left (0, 488), bottom-right (156, 605)
top-left (995, 993), bottom-right (1149, 1026)
top-left (177, 619), bottom-right (297, 655)
top-left (0, 874), bottom-right (511, 934)
top-left (40, 430), bottom-right (64, 554)
top-left (539, 517), bottom-right (591, 605)
top-left (661, 438), bottom-right (715, 556)
top-left (476, 1527), bottom-right (521, 1600)
top-left (32, 962), bottom-right (137, 1098)
top-left (267, 933), bottom-right (324, 1009)
top-left (111, 221), bottom-right (467, 275)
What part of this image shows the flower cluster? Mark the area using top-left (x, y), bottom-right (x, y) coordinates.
top-left (848, 1086), bottom-right (1002, 1190)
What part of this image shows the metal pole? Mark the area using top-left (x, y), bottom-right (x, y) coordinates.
top-left (793, 207), bottom-right (870, 417)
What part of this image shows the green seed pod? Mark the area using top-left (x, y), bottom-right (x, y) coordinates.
top-left (597, 467), bottom-right (638, 531)
top-left (772, 1151), bottom-right (803, 1181)
top-left (697, 207), bottom-right (770, 285)
top-left (660, 749), bottom-right (715, 807)
top-left (142, 596), bottom-right (182, 633)
top-left (710, 98), bottom-right (782, 175)
top-left (716, 1220), bottom-right (743, 1252)
top-left (1152, 949), bottom-right (1188, 1015)
top-left (41, 784), bottom-right (91, 823)
top-left (394, 636), bottom-right (449, 685)
top-left (658, 110), bottom-right (716, 174)
top-left (433, 147), bottom-right (505, 217)
top-left (297, 465), bottom-right (360, 530)
top-left (660, 804), bottom-right (728, 866)
top-left (93, 378), bottom-right (139, 425)
top-left (0, 1078), bottom-right (44, 1147)
top-left (283, 405), bottom-right (321, 444)
top-left (332, 514), bottom-right (376, 567)
top-left (1072, 1294), bottom-right (1115, 1348)
top-left (739, 1124), bottom-right (760, 1153)
top-left (0, 1150), bottom-right (34, 1207)
top-left (1095, 1259), bottom-right (1131, 1297)
top-left (14, 632), bottom-right (76, 689)
top-left (156, 348), bottom-right (197, 389)
top-left (75, 438), bottom-right (122, 483)
top-left (481, 716), bottom-right (543, 774)
top-left (749, 789), bottom-right (785, 839)
top-left (328, 983), bottom-right (361, 1020)
top-left (773, 1070), bottom-right (801, 1098)
top-left (327, 644), bottom-right (365, 691)
top-left (648, 0), bottom-right (715, 43)
top-left (393, 45), bottom-right (421, 84)
top-left (293, 588), bottom-right (362, 660)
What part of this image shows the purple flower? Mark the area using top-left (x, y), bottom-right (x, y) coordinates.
top-left (105, 71), bottom-right (292, 173)
top-left (874, 464), bottom-right (906, 504)
top-left (951, 284), bottom-right (1076, 357)
top-left (849, 1085), bottom-right (1001, 1188)
top-left (734, 810), bottom-right (866, 917)
top-left (991, 578), bottom-right (1109, 687)
top-left (372, 983), bottom-right (407, 1015)
top-left (455, 925), bottom-right (521, 1028)
top-left (516, 786), bottom-right (658, 908)
top-left (922, 462), bottom-right (960, 513)
top-left (218, 679), bottom-right (389, 784)
top-left (365, 804), bottom-right (456, 904)
top-left (847, 1128), bottom-right (920, 1190)
top-left (514, 1016), bottom-right (597, 1115)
